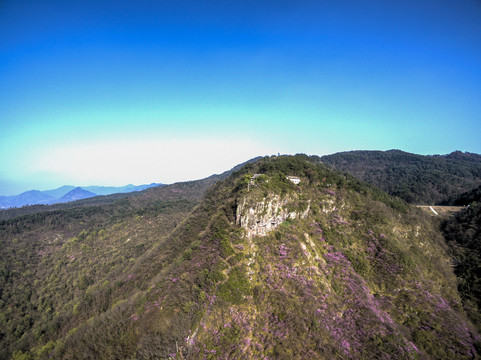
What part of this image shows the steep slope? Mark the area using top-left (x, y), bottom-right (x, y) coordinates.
top-left (321, 150), bottom-right (481, 204)
top-left (57, 188), bottom-right (98, 203)
top-left (442, 186), bottom-right (481, 331)
top-left (2, 155), bottom-right (477, 359)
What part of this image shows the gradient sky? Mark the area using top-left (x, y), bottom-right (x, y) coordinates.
top-left (1, 0), bottom-right (481, 195)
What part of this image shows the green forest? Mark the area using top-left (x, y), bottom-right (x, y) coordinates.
top-left (321, 150), bottom-right (481, 204)
top-left (441, 186), bottom-right (481, 330)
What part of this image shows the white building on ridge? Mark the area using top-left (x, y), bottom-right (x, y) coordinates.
top-left (287, 176), bottom-right (301, 185)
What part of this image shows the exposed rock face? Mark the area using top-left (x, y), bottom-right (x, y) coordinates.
top-left (236, 195), bottom-right (310, 237)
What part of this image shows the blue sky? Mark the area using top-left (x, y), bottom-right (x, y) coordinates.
top-left (1, 0), bottom-right (480, 195)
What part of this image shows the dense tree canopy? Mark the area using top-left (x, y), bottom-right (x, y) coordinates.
top-left (442, 188), bottom-right (481, 330)
top-left (321, 150), bottom-right (481, 204)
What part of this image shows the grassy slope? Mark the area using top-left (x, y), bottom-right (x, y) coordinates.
top-left (321, 150), bottom-right (481, 205)
top-left (1, 155), bottom-right (479, 359)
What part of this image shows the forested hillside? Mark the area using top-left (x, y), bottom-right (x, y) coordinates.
top-left (321, 150), bottom-right (481, 204)
top-left (1, 155), bottom-right (478, 359)
top-left (442, 185), bottom-right (481, 331)
top-left (443, 184), bottom-right (481, 206)
top-left (0, 166), bottom-right (238, 359)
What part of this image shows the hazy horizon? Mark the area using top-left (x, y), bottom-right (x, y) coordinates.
top-left (2, 0), bottom-right (480, 195)
top-left (0, 149), bottom-right (476, 196)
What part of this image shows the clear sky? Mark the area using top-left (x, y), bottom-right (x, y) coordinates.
top-left (1, 0), bottom-right (480, 195)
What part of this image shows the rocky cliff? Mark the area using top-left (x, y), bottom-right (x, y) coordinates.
top-left (236, 194), bottom-right (310, 237)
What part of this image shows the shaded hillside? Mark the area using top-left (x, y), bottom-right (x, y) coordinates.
top-left (321, 150), bottom-right (481, 205)
top-left (442, 184), bottom-right (481, 206)
top-left (1, 155), bottom-right (478, 359)
top-left (442, 187), bottom-right (481, 331)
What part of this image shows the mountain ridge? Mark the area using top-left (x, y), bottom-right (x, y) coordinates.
top-left (1, 155), bottom-right (478, 359)
top-left (321, 150), bottom-right (481, 205)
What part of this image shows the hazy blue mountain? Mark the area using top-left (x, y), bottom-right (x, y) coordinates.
top-left (83, 183), bottom-right (162, 195)
top-left (57, 187), bottom-right (97, 203)
top-left (0, 183), bottom-right (164, 209)
top-left (0, 190), bottom-right (56, 208)
top-left (42, 185), bottom-right (76, 199)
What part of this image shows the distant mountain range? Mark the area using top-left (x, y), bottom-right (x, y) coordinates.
top-left (0, 183), bottom-right (163, 209)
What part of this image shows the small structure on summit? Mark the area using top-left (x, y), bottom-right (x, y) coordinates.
top-left (287, 176), bottom-right (301, 185)
top-left (250, 174), bottom-right (263, 186)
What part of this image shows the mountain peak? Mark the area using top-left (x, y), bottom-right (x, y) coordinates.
top-left (57, 187), bottom-right (97, 203)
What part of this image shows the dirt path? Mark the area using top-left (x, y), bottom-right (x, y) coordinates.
top-left (416, 205), bottom-right (464, 217)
